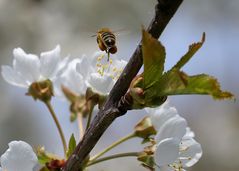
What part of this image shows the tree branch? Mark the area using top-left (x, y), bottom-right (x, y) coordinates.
top-left (63, 0), bottom-right (183, 170)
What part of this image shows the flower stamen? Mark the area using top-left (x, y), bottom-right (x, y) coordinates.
top-left (96, 54), bottom-right (124, 80)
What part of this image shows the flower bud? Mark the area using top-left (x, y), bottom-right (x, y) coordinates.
top-left (61, 85), bottom-right (78, 102)
top-left (69, 97), bottom-right (87, 121)
top-left (36, 146), bottom-right (62, 166)
top-left (129, 74), bottom-right (167, 109)
top-left (27, 79), bottom-right (53, 102)
top-left (130, 74), bottom-right (144, 89)
top-left (46, 159), bottom-right (65, 170)
top-left (130, 87), bottom-right (145, 103)
top-left (67, 88), bottom-right (101, 122)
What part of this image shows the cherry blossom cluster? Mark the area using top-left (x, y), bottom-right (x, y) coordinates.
top-left (0, 45), bottom-right (202, 171)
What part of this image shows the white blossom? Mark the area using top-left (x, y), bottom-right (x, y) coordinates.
top-left (0, 141), bottom-right (38, 171)
top-left (56, 51), bottom-right (127, 97)
top-left (146, 101), bottom-right (202, 171)
top-left (146, 101), bottom-right (178, 131)
top-left (85, 51), bottom-right (127, 95)
top-left (1, 45), bottom-right (68, 88)
top-left (54, 57), bottom-right (89, 97)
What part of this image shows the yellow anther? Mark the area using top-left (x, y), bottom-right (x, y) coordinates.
top-left (102, 64), bottom-right (108, 69)
top-left (110, 75), bottom-right (114, 79)
top-left (113, 67), bottom-right (117, 72)
top-left (180, 146), bottom-right (189, 152)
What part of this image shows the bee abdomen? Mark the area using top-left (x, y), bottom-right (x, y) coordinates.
top-left (101, 32), bottom-right (116, 46)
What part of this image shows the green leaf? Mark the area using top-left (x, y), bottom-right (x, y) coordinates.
top-left (66, 134), bottom-right (76, 158)
top-left (173, 32), bottom-right (206, 69)
top-left (142, 29), bottom-right (166, 88)
top-left (139, 30), bottom-right (233, 108)
top-left (154, 69), bottom-right (234, 100)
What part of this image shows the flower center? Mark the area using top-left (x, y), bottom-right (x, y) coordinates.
top-left (166, 142), bottom-right (192, 171)
top-left (179, 142), bottom-right (192, 161)
top-left (96, 54), bottom-right (123, 81)
top-left (161, 143), bottom-right (193, 171)
top-left (168, 160), bottom-right (183, 171)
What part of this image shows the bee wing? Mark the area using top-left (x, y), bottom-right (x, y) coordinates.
top-left (112, 28), bottom-right (131, 36)
top-left (91, 34), bottom-right (97, 37)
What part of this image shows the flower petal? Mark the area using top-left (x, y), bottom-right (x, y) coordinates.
top-left (0, 141), bottom-right (38, 171)
top-left (110, 58), bottom-right (127, 72)
top-left (146, 101), bottom-right (178, 131)
top-left (179, 138), bottom-right (202, 167)
top-left (155, 165), bottom-right (174, 171)
top-left (76, 55), bottom-right (93, 78)
top-left (51, 55), bottom-right (69, 81)
top-left (1, 65), bottom-right (28, 88)
top-left (154, 138), bottom-right (180, 166)
top-left (56, 58), bottom-right (86, 96)
top-left (155, 115), bottom-right (187, 143)
top-left (86, 72), bottom-right (114, 95)
top-left (40, 45), bottom-right (61, 79)
top-left (183, 127), bottom-right (195, 139)
top-left (91, 51), bottom-right (106, 65)
top-left (13, 48), bottom-right (40, 83)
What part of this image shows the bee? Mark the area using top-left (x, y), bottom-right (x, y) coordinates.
top-left (95, 28), bottom-right (117, 61)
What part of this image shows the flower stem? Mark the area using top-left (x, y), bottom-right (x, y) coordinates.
top-left (45, 101), bottom-right (67, 157)
top-left (77, 112), bottom-right (84, 140)
top-left (90, 132), bottom-right (136, 161)
top-left (87, 152), bottom-right (139, 167)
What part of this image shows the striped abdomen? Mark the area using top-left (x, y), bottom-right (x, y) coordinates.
top-left (101, 31), bottom-right (116, 47)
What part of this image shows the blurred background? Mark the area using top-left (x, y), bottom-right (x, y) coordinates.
top-left (0, 0), bottom-right (238, 170)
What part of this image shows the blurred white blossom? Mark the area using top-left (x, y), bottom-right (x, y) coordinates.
top-left (0, 141), bottom-right (38, 171)
top-left (56, 51), bottom-right (127, 97)
top-left (146, 101), bottom-right (202, 171)
top-left (1, 45), bottom-right (68, 88)
top-left (54, 57), bottom-right (89, 97)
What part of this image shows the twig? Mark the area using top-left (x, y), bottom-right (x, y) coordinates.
top-left (45, 101), bottom-right (67, 157)
top-left (63, 0), bottom-right (183, 170)
top-left (86, 152), bottom-right (139, 167)
top-left (90, 132), bottom-right (136, 161)
top-left (77, 112), bottom-right (84, 140)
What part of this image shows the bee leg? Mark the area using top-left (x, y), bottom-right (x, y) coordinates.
top-left (107, 52), bottom-right (110, 61)
top-left (106, 48), bottom-right (110, 61)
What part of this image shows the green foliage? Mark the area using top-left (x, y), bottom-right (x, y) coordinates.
top-left (66, 134), bottom-right (76, 159)
top-left (142, 29), bottom-right (166, 88)
top-left (140, 29), bottom-right (234, 106)
top-left (156, 71), bottom-right (233, 99)
top-left (172, 32), bottom-right (205, 69)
